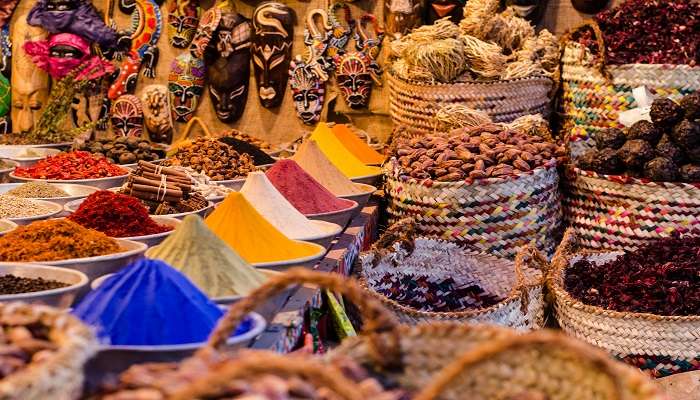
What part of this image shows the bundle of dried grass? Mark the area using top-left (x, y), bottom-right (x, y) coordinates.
top-left (482, 9), bottom-right (535, 55)
top-left (505, 114), bottom-right (553, 141)
top-left (460, 0), bottom-right (500, 38)
top-left (501, 60), bottom-right (539, 80)
top-left (461, 35), bottom-right (509, 80)
top-left (404, 37), bottom-right (466, 82)
top-left (391, 59), bottom-right (436, 82)
top-left (436, 105), bottom-right (493, 131)
top-left (535, 29), bottom-right (559, 73)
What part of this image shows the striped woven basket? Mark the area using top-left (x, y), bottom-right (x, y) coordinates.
top-left (549, 230), bottom-right (700, 378)
top-left (384, 159), bottom-right (563, 259)
top-left (562, 167), bottom-right (700, 251)
top-left (388, 70), bottom-right (553, 137)
top-left (356, 237), bottom-right (547, 329)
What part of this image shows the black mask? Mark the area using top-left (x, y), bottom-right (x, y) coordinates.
top-left (503, 0), bottom-right (549, 24)
top-left (571, 0), bottom-right (608, 14)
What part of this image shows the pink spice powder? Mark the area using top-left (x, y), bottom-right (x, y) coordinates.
top-left (266, 160), bottom-right (355, 214)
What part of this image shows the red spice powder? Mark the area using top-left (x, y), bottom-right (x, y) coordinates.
top-left (68, 191), bottom-right (172, 237)
top-left (14, 151), bottom-right (127, 180)
top-left (265, 160), bottom-right (355, 214)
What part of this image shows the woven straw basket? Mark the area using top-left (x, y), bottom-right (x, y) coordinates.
top-left (560, 22), bottom-right (700, 148)
top-left (549, 230), bottom-right (700, 378)
top-left (562, 167), bottom-right (700, 251)
top-left (388, 70), bottom-right (553, 137)
top-left (384, 160), bottom-right (563, 259)
top-left (0, 302), bottom-right (96, 399)
top-left (357, 234), bottom-right (547, 329)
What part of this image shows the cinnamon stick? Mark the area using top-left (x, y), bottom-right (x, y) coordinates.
top-left (130, 183), bottom-right (183, 199)
top-left (138, 160), bottom-right (189, 178)
top-left (126, 188), bottom-right (182, 203)
top-left (130, 176), bottom-right (191, 193)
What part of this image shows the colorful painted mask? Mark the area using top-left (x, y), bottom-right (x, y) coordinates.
top-left (425, 0), bottom-right (465, 24)
top-left (141, 84), bottom-right (173, 143)
top-left (167, 53), bottom-right (205, 123)
top-left (205, 12), bottom-right (251, 123)
top-left (27, 0), bottom-right (117, 48)
top-left (167, 0), bottom-right (201, 48)
top-left (110, 94), bottom-right (144, 137)
top-left (504, 0), bottom-right (549, 24)
top-left (189, 6), bottom-right (222, 58)
top-left (252, 2), bottom-right (294, 108)
top-left (571, 0), bottom-right (608, 14)
top-left (326, 3), bottom-right (355, 58)
top-left (71, 79), bottom-right (108, 134)
top-left (289, 57), bottom-right (325, 125)
top-left (23, 33), bottom-right (114, 80)
top-left (303, 9), bottom-right (333, 80)
top-left (385, 0), bottom-right (422, 39)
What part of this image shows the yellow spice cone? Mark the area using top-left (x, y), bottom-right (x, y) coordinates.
top-left (331, 124), bottom-right (386, 165)
top-left (309, 122), bottom-right (381, 179)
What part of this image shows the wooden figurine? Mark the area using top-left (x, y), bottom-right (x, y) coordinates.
top-left (167, 0), bottom-right (201, 48)
top-left (425, 0), bottom-right (464, 24)
top-left (110, 94), bottom-right (144, 137)
top-left (141, 84), bottom-right (173, 143)
top-left (385, 0), bottom-right (422, 39)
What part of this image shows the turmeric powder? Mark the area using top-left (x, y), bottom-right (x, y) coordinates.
top-left (331, 124), bottom-right (386, 165)
top-left (308, 123), bottom-right (382, 179)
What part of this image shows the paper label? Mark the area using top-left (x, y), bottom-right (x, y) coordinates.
top-left (619, 86), bottom-right (655, 127)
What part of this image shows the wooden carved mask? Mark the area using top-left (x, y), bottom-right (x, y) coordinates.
top-left (425, 0), bottom-right (465, 24)
top-left (141, 84), bottom-right (173, 143)
top-left (252, 2), bottom-right (294, 108)
top-left (385, 0), bottom-right (422, 39)
top-left (205, 12), bottom-right (251, 123)
top-left (289, 57), bottom-right (325, 124)
top-left (503, 0), bottom-right (549, 24)
top-left (110, 94), bottom-right (144, 137)
top-left (167, 0), bottom-right (201, 48)
top-left (167, 53), bottom-right (205, 122)
top-left (571, 0), bottom-right (608, 14)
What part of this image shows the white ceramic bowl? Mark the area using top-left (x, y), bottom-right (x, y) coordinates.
top-left (5, 199), bottom-right (63, 225)
top-left (349, 170), bottom-right (382, 186)
top-left (0, 160), bottom-right (19, 182)
top-left (0, 262), bottom-right (89, 308)
top-left (64, 198), bottom-right (214, 220)
top-left (118, 217), bottom-right (180, 247)
top-left (252, 241), bottom-right (327, 270)
top-left (304, 199), bottom-right (359, 229)
top-left (337, 183), bottom-right (376, 211)
top-left (293, 220), bottom-right (342, 249)
top-left (0, 219), bottom-right (17, 235)
top-left (0, 147), bottom-right (61, 167)
top-left (0, 182), bottom-right (99, 206)
top-left (10, 170), bottom-right (131, 190)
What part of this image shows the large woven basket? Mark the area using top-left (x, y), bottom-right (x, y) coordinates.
top-left (0, 302), bottom-right (97, 399)
top-left (562, 167), bottom-right (700, 251)
top-left (384, 160), bottom-right (563, 259)
top-left (357, 234), bottom-right (547, 329)
top-left (388, 70), bottom-right (553, 137)
top-left (549, 230), bottom-right (700, 378)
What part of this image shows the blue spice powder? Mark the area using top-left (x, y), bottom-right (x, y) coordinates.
top-left (72, 258), bottom-right (250, 346)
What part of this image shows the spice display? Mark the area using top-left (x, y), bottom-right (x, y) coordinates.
top-left (291, 140), bottom-right (367, 196)
top-left (5, 182), bottom-right (69, 198)
top-left (395, 123), bottom-right (565, 182)
top-left (13, 151), bottom-right (127, 180)
top-left (72, 258), bottom-right (254, 346)
top-left (266, 160), bottom-right (356, 215)
top-left (578, 96), bottom-right (700, 182)
top-left (0, 219), bottom-right (120, 262)
top-left (205, 193), bottom-right (323, 264)
top-left (163, 165), bottom-right (233, 200)
top-left (218, 136), bottom-right (275, 166)
top-left (165, 137), bottom-right (255, 180)
top-left (241, 172), bottom-right (339, 241)
top-left (308, 123), bottom-right (382, 179)
top-left (0, 274), bottom-right (68, 295)
top-left (73, 137), bottom-right (166, 165)
top-left (68, 191), bottom-right (171, 237)
top-left (120, 161), bottom-right (210, 215)
top-left (331, 124), bottom-right (386, 165)
top-left (565, 236), bottom-right (700, 316)
top-left (222, 129), bottom-right (272, 150)
top-left (0, 195), bottom-right (57, 218)
top-left (147, 215), bottom-right (268, 298)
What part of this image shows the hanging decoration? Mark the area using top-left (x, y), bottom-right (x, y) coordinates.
top-left (0, 26), bottom-right (10, 78)
top-left (107, 0), bottom-right (163, 100)
top-left (188, 5), bottom-right (221, 58)
top-left (0, 73), bottom-right (9, 134)
top-left (141, 84), bottom-right (173, 143)
top-left (326, 2), bottom-right (355, 58)
top-left (23, 33), bottom-right (114, 80)
top-left (425, 0), bottom-right (465, 24)
top-left (384, 0), bottom-right (422, 39)
top-left (71, 79), bottom-right (109, 134)
top-left (167, 0), bottom-right (201, 48)
top-left (251, 2), bottom-right (294, 108)
top-left (110, 94), bottom-right (144, 137)
top-left (167, 53), bottom-right (206, 123)
top-left (27, 0), bottom-right (118, 48)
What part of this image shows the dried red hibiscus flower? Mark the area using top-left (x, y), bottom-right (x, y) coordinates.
top-left (564, 236), bottom-right (700, 316)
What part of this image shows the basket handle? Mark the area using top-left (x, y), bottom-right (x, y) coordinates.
top-left (198, 268), bottom-right (401, 367)
top-left (170, 350), bottom-right (363, 400)
top-left (511, 245), bottom-right (549, 314)
top-left (414, 330), bottom-right (628, 400)
top-left (176, 116), bottom-right (214, 143)
top-left (560, 20), bottom-right (611, 81)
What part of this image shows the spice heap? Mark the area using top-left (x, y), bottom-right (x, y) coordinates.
top-left (291, 140), bottom-right (367, 196)
top-left (72, 258), bottom-right (253, 346)
top-left (565, 236), bottom-right (700, 316)
top-left (165, 137), bottom-right (255, 180)
top-left (222, 129), bottom-right (272, 150)
top-left (0, 274), bottom-right (68, 295)
top-left (575, 0), bottom-right (699, 65)
top-left (147, 215), bottom-right (268, 298)
top-left (331, 124), bottom-right (386, 165)
top-left (578, 95), bottom-right (700, 182)
top-left (206, 193), bottom-right (323, 264)
top-left (73, 137), bottom-right (166, 165)
top-left (0, 195), bottom-right (57, 218)
top-left (219, 136), bottom-right (275, 166)
top-left (308, 123), bottom-right (381, 179)
top-left (266, 160), bottom-right (356, 215)
top-left (395, 123), bottom-right (565, 182)
top-left (0, 219), bottom-right (120, 262)
top-left (13, 151), bottom-right (127, 180)
top-left (121, 161), bottom-right (209, 215)
top-left (6, 182), bottom-right (69, 198)
top-left (68, 191), bottom-right (172, 237)
top-left (240, 172), bottom-right (339, 241)
top-left (391, 4), bottom-right (558, 83)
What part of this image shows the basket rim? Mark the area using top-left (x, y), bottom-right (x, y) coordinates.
top-left (571, 167), bottom-right (700, 190)
top-left (387, 68), bottom-right (554, 87)
top-left (563, 41), bottom-right (700, 71)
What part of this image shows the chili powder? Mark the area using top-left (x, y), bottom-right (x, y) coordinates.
top-left (13, 151), bottom-right (127, 180)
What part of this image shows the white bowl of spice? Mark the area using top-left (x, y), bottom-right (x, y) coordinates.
top-left (0, 159), bottom-right (18, 183)
top-left (0, 263), bottom-right (89, 308)
top-left (0, 182), bottom-right (99, 206)
top-left (0, 219), bottom-right (17, 235)
top-left (0, 195), bottom-right (63, 225)
top-left (0, 147), bottom-right (61, 167)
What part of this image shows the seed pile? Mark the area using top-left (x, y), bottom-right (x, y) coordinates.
top-left (0, 195), bottom-right (56, 218)
top-left (13, 151), bottom-right (127, 180)
top-left (165, 138), bottom-right (255, 180)
top-left (0, 275), bottom-right (68, 295)
top-left (218, 136), bottom-right (275, 166)
top-left (73, 137), bottom-right (165, 165)
top-left (395, 124), bottom-right (565, 182)
top-left (565, 236), bottom-right (700, 316)
top-left (6, 182), bottom-right (69, 198)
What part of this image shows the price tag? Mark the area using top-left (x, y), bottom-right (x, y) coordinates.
top-left (619, 86), bottom-right (656, 127)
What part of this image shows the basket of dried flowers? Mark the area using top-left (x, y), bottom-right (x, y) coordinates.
top-left (549, 229), bottom-right (700, 378)
top-left (559, 0), bottom-right (700, 148)
top-left (356, 222), bottom-right (546, 328)
top-left (0, 302), bottom-right (97, 398)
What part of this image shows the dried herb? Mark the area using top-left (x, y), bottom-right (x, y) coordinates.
top-left (14, 151), bottom-right (127, 180)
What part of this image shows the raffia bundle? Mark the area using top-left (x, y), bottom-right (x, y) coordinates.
top-left (433, 105), bottom-right (553, 141)
top-left (459, 0), bottom-right (500, 37)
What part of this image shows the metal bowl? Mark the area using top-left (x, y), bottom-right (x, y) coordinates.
top-left (252, 241), bottom-right (326, 270)
top-left (5, 199), bottom-right (63, 225)
top-left (349, 169), bottom-right (382, 186)
top-left (338, 183), bottom-right (376, 211)
top-left (0, 182), bottom-right (99, 206)
top-left (0, 142), bottom-right (72, 150)
top-left (64, 198), bottom-right (214, 220)
top-left (0, 147), bottom-right (61, 167)
top-left (304, 199), bottom-right (359, 229)
top-left (0, 159), bottom-right (19, 182)
top-left (10, 170), bottom-right (131, 190)
top-left (217, 177), bottom-right (246, 191)
top-left (294, 220), bottom-right (342, 249)
top-left (0, 263), bottom-right (89, 308)
top-left (119, 217), bottom-right (180, 247)
top-left (0, 219), bottom-right (17, 235)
